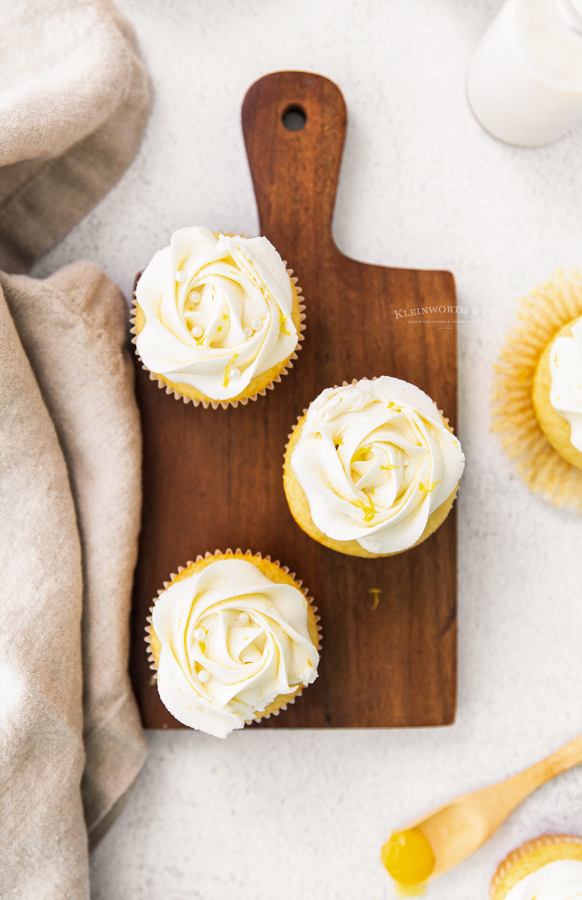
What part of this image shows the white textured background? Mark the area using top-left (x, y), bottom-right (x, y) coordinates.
top-left (33, 1), bottom-right (582, 898)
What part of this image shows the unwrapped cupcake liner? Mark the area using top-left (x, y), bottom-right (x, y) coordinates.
top-left (144, 549), bottom-right (322, 727)
top-left (491, 270), bottom-right (582, 513)
top-left (131, 267), bottom-right (306, 410)
top-left (490, 834), bottom-right (582, 900)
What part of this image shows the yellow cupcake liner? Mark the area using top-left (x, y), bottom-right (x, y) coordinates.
top-left (490, 834), bottom-right (582, 900)
top-left (491, 269), bottom-right (582, 512)
top-left (131, 266), bottom-right (306, 410)
top-left (144, 548), bottom-right (322, 725)
top-left (282, 378), bottom-right (459, 558)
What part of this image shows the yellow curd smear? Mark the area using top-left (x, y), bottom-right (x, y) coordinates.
top-left (381, 828), bottom-right (435, 896)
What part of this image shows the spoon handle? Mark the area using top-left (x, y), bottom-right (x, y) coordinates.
top-left (500, 732), bottom-right (582, 809)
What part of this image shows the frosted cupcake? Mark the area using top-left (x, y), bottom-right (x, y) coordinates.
top-left (490, 834), bottom-right (582, 900)
top-left (132, 227), bottom-right (305, 409)
top-left (283, 377), bottom-right (465, 558)
top-left (492, 270), bottom-right (582, 511)
top-left (145, 550), bottom-right (320, 737)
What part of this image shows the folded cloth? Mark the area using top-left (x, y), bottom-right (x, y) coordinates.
top-left (0, 282), bottom-right (87, 897)
top-left (0, 263), bottom-right (148, 897)
top-left (0, 1), bottom-right (150, 896)
top-left (0, 0), bottom-right (151, 275)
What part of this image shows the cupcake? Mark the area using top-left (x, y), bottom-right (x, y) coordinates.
top-left (490, 835), bottom-right (582, 900)
top-left (492, 270), bottom-right (582, 511)
top-left (132, 227), bottom-right (306, 409)
top-left (283, 377), bottom-right (465, 558)
top-left (145, 550), bottom-right (320, 737)
top-left (532, 315), bottom-right (582, 470)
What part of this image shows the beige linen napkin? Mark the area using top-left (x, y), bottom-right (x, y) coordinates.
top-left (0, 0), bottom-right (151, 275)
top-left (0, 284), bottom-right (87, 896)
top-left (0, 263), bottom-right (148, 896)
top-left (0, 0), bottom-right (150, 895)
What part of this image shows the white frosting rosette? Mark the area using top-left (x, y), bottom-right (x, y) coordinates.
top-left (550, 318), bottom-right (582, 452)
top-left (151, 558), bottom-right (319, 738)
top-left (290, 377), bottom-right (465, 555)
top-left (135, 227), bottom-right (299, 402)
top-left (503, 860), bottom-right (582, 900)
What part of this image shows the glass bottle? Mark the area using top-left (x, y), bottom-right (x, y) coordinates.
top-left (467, 0), bottom-right (582, 146)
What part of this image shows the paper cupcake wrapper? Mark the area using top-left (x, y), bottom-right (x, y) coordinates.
top-left (131, 267), bottom-right (306, 410)
top-left (492, 269), bottom-right (582, 513)
top-left (144, 549), bottom-right (322, 728)
top-left (490, 834), bottom-right (582, 900)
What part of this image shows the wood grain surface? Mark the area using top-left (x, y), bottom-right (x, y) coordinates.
top-left (130, 70), bottom-right (458, 730)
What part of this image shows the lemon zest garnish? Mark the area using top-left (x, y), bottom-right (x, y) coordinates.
top-left (381, 464), bottom-right (398, 471)
top-left (217, 326), bottom-right (222, 332)
top-left (369, 588), bottom-right (382, 610)
top-left (419, 479), bottom-right (440, 494)
top-left (279, 309), bottom-right (290, 336)
top-left (354, 497), bottom-right (376, 523)
top-left (334, 437), bottom-right (343, 448)
top-left (223, 353), bottom-right (239, 388)
top-left (222, 313), bottom-right (228, 320)
top-left (199, 641), bottom-right (206, 654)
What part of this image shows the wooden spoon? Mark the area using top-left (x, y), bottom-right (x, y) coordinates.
top-left (401, 731), bottom-right (582, 882)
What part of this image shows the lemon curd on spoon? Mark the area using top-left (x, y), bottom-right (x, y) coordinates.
top-left (382, 829), bottom-right (435, 895)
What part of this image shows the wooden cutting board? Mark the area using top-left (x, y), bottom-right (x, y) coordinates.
top-left (130, 71), bottom-right (458, 729)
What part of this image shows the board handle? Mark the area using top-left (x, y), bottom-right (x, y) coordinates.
top-left (242, 71), bottom-right (347, 256)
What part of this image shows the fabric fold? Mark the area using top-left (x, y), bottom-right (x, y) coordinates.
top-left (0, 263), bottom-right (148, 847)
top-left (0, 285), bottom-right (89, 898)
top-left (0, 0), bottom-right (151, 274)
top-left (0, 0), bottom-right (151, 892)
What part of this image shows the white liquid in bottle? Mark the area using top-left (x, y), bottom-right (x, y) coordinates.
top-left (467, 0), bottom-right (582, 146)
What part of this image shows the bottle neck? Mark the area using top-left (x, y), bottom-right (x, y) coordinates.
top-left (514, 0), bottom-right (582, 88)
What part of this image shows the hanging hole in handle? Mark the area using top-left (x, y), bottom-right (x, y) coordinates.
top-left (282, 104), bottom-right (307, 131)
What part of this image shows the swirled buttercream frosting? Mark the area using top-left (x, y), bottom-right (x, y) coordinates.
top-left (290, 377), bottom-right (465, 554)
top-left (152, 559), bottom-right (319, 738)
top-left (550, 318), bottom-right (582, 452)
top-left (135, 227), bottom-right (298, 401)
top-left (503, 860), bottom-right (582, 900)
